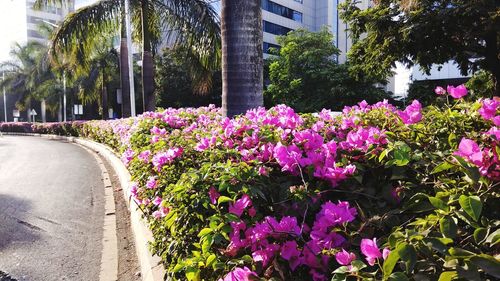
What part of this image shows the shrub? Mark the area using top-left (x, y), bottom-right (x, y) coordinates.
top-left (1, 86), bottom-right (498, 280)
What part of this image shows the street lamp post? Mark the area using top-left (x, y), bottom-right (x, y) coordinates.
top-left (2, 72), bottom-right (7, 122)
top-left (63, 71), bottom-right (67, 122)
top-left (124, 0), bottom-right (136, 117)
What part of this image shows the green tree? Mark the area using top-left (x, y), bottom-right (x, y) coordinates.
top-left (155, 47), bottom-right (221, 108)
top-left (35, 0), bottom-right (220, 113)
top-left (340, 0), bottom-right (500, 95)
top-left (265, 28), bottom-right (392, 112)
top-left (0, 42), bottom-right (61, 119)
top-left (221, 0), bottom-right (263, 117)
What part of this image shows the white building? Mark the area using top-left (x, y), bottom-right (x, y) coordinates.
top-left (262, 0), bottom-right (371, 63)
top-left (25, 0), bottom-right (74, 43)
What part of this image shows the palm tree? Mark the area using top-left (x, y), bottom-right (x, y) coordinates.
top-left (221, 0), bottom-right (263, 117)
top-left (35, 0), bottom-right (220, 114)
top-left (0, 42), bottom-right (61, 121)
top-left (73, 40), bottom-right (120, 120)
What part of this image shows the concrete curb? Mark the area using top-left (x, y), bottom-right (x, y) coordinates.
top-left (1, 133), bottom-right (165, 281)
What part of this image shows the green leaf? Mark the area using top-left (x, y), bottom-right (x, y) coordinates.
top-left (431, 161), bottom-right (455, 174)
top-left (185, 267), bottom-right (200, 281)
top-left (470, 254), bottom-right (500, 278)
top-left (350, 260), bottom-right (367, 271)
top-left (473, 228), bottom-right (488, 244)
top-left (224, 213), bottom-right (240, 222)
top-left (201, 234), bottom-right (213, 253)
top-left (440, 216), bottom-right (458, 238)
top-left (429, 196), bottom-right (450, 211)
top-left (387, 272), bottom-right (409, 281)
top-left (423, 238), bottom-right (451, 254)
top-left (217, 196), bottom-right (233, 204)
top-left (379, 149), bottom-right (390, 162)
top-left (383, 246), bottom-right (401, 279)
top-left (448, 247), bottom-right (475, 258)
top-left (197, 228), bottom-right (213, 238)
top-left (486, 228), bottom-right (500, 246)
top-left (448, 133), bottom-right (457, 148)
top-left (331, 273), bottom-right (347, 281)
top-left (333, 266), bottom-right (350, 274)
top-left (206, 254), bottom-right (216, 267)
top-left (459, 195), bottom-right (482, 222)
top-left (438, 271), bottom-right (457, 281)
top-left (393, 147), bottom-right (411, 166)
top-left (398, 244), bottom-right (417, 274)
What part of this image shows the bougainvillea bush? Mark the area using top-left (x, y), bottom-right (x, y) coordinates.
top-left (2, 86), bottom-right (499, 280)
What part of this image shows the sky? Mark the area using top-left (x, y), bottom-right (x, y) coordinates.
top-left (0, 0), bottom-right (27, 62)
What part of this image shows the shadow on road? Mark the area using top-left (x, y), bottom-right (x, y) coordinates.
top-left (0, 194), bottom-right (40, 250)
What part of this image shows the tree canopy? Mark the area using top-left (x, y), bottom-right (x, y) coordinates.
top-left (264, 28), bottom-right (392, 112)
top-left (340, 0), bottom-right (500, 94)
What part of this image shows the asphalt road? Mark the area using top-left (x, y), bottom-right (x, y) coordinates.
top-left (0, 136), bottom-right (104, 281)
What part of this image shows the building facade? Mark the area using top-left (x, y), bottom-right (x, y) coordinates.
top-left (260, 0), bottom-right (396, 91)
top-left (261, 0), bottom-right (371, 63)
top-left (26, 0), bottom-right (74, 44)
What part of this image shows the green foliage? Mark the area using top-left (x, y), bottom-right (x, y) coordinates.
top-left (340, 0), bottom-right (500, 93)
top-left (264, 28), bottom-right (393, 112)
top-left (155, 47), bottom-right (221, 108)
top-left (466, 70), bottom-right (497, 98)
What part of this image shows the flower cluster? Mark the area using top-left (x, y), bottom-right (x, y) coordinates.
top-left (455, 138), bottom-right (500, 180)
top-left (223, 200), bottom-right (357, 281)
top-left (435, 84), bottom-right (468, 99)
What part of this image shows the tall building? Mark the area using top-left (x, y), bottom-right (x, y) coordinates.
top-left (260, 0), bottom-right (395, 91)
top-left (26, 0), bottom-right (74, 43)
top-left (261, 0), bottom-right (371, 63)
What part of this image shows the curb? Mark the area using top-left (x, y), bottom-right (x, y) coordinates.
top-left (1, 133), bottom-right (165, 281)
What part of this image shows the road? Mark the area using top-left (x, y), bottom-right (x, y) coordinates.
top-left (0, 136), bottom-right (104, 281)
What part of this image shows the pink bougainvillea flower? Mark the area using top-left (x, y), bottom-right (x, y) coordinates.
top-left (273, 142), bottom-right (303, 173)
top-left (208, 187), bottom-right (220, 205)
top-left (309, 269), bottom-right (327, 281)
top-left (153, 196), bottom-right (162, 206)
top-left (494, 116), bottom-right (500, 127)
top-left (218, 267), bottom-right (257, 281)
top-left (383, 248), bottom-right (391, 260)
top-left (478, 98), bottom-right (499, 121)
top-left (151, 147), bottom-right (183, 171)
top-left (252, 243), bottom-right (279, 267)
top-left (281, 240), bottom-right (301, 269)
top-left (398, 100), bottom-right (423, 125)
top-left (335, 249), bottom-right (356, 266)
top-left (229, 194), bottom-right (252, 217)
top-left (360, 238), bottom-right (382, 266)
top-left (434, 86), bottom-right (446, 95)
top-left (146, 176), bottom-right (157, 189)
top-left (455, 138), bottom-right (483, 166)
top-left (121, 148), bottom-right (134, 166)
top-left (487, 127), bottom-right (500, 140)
top-left (447, 84), bottom-right (468, 99)
top-left (138, 150), bottom-right (151, 163)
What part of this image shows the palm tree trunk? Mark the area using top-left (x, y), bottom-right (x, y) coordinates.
top-left (141, 0), bottom-right (155, 112)
top-left (120, 13), bottom-right (132, 117)
top-left (102, 70), bottom-right (108, 120)
top-left (221, 0), bottom-right (263, 117)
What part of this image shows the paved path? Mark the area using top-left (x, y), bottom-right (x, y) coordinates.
top-left (0, 136), bottom-right (104, 281)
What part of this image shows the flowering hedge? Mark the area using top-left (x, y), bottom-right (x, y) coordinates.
top-left (1, 86), bottom-right (499, 280)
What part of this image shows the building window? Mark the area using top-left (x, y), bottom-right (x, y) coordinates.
top-left (294, 0), bottom-right (303, 3)
top-left (263, 21), bottom-right (292, 36)
top-left (263, 42), bottom-right (281, 54)
top-left (27, 29), bottom-right (45, 39)
top-left (261, 0), bottom-right (303, 23)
